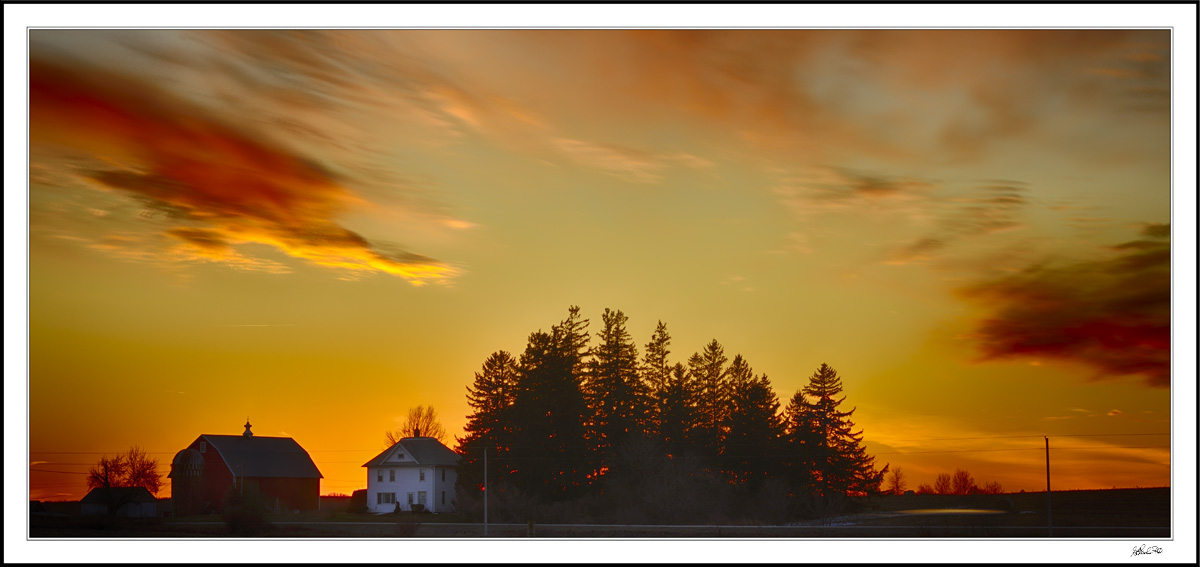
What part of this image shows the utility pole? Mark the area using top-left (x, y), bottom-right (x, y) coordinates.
top-left (1045, 436), bottom-right (1052, 537)
top-left (483, 446), bottom-right (488, 537)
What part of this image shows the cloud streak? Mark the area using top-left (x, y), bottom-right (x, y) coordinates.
top-left (30, 57), bottom-right (456, 284)
top-left (957, 224), bottom-right (1170, 387)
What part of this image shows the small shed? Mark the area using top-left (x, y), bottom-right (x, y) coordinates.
top-left (80, 486), bottom-right (158, 517)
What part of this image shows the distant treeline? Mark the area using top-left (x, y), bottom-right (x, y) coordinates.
top-left (453, 306), bottom-right (886, 524)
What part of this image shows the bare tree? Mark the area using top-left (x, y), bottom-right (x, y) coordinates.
top-left (86, 446), bottom-right (162, 515)
top-left (884, 466), bottom-right (907, 495)
top-left (386, 405), bottom-right (447, 446)
top-left (933, 473), bottom-right (952, 495)
top-left (979, 480), bottom-right (1004, 495)
top-left (915, 483), bottom-right (936, 495)
top-left (951, 468), bottom-right (977, 495)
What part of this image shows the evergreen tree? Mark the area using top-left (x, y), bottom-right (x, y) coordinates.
top-left (782, 389), bottom-right (822, 494)
top-left (639, 321), bottom-right (673, 439)
top-left (723, 369), bottom-right (784, 487)
top-left (585, 308), bottom-right (646, 471)
top-left (455, 350), bottom-right (520, 495)
top-left (658, 362), bottom-right (698, 455)
top-left (688, 339), bottom-right (729, 459)
top-left (794, 363), bottom-right (885, 499)
top-left (505, 308), bottom-right (594, 502)
top-left (721, 354), bottom-right (754, 460)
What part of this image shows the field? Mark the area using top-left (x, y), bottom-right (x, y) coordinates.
top-left (28, 487), bottom-right (1170, 539)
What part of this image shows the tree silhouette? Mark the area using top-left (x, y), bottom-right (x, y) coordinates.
top-left (506, 307), bottom-right (594, 502)
top-left (386, 405), bottom-right (447, 446)
top-left (658, 362), bottom-right (698, 454)
top-left (934, 472), bottom-right (953, 495)
top-left (782, 385), bottom-right (822, 487)
top-left (86, 446), bottom-right (161, 515)
top-left (885, 466), bottom-right (907, 495)
top-left (456, 350), bottom-right (520, 495)
top-left (722, 364), bottom-right (784, 487)
top-left (951, 468), bottom-right (977, 495)
top-left (639, 320), bottom-right (673, 440)
top-left (793, 363), bottom-right (886, 499)
top-left (688, 339), bottom-right (730, 459)
top-left (585, 308), bottom-right (646, 469)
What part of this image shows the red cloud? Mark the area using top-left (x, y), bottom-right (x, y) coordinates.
top-left (957, 225), bottom-right (1170, 387)
top-left (30, 57), bottom-right (455, 284)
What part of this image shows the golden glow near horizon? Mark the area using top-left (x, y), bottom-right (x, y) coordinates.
top-left (27, 29), bottom-right (1177, 501)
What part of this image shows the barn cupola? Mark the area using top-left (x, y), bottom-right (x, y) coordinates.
top-left (243, 418), bottom-right (253, 437)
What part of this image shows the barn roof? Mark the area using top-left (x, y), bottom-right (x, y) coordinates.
top-left (81, 486), bottom-right (156, 504)
top-left (362, 437), bottom-right (460, 468)
top-left (202, 434), bottom-right (323, 479)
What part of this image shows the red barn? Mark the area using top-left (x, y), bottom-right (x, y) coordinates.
top-left (169, 420), bottom-right (322, 516)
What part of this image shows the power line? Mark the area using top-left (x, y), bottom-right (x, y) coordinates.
top-left (874, 445), bottom-right (1169, 455)
top-left (29, 451), bottom-right (177, 455)
top-left (1054, 433), bottom-right (1170, 437)
top-left (896, 432), bottom-right (1169, 442)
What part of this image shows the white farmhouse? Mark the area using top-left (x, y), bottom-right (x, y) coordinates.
top-left (362, 436), bottom-right (460, 514)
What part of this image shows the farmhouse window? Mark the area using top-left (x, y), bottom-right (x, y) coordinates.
top-left (407, 493), bottom-right (414, 506)
top-left (442, 469), bottom-right (446, 481)
top-left (377, 470), bottom-right (383, 482)
top-left (418, 491), bottom-right (427, 505)
top-left (377, 492), bottom-right (396, 504)
top-left (389, 469), bottom-right (395, 482)
top-left (420, 470), bottom-right (425, 482)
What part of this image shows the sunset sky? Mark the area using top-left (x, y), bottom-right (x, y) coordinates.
top-left (12, 15), bottom-right (1196, 515)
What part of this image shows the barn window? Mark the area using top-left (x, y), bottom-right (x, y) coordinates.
top-left (198, 442), bottom-right (206, 453)
top-left (389, 469), bottom-right (395, 482)
top-left (419, 470), bottom-right (426, 482)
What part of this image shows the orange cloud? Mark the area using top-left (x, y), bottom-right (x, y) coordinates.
top-left (957, 224), bottom-right (1170, 387)
top-left (30, 57), bottom-right (456, 284)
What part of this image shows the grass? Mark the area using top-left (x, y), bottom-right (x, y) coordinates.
top-left (29, 487), bottom-right (1170, 538)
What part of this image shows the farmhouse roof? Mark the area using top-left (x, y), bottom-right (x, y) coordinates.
top-left (201, 434), bottom-right (323, 479)
top-left (362, 437), bottom-right (460, 468)
top-left (80, 486), bottom-right (156, 505)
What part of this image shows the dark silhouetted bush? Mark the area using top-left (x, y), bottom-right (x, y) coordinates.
top-left (348, 489), bottom-right (368, 514)
top-left (221, 489), bottom-right (273, 536)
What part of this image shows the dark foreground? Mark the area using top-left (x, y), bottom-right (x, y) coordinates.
top-left (29, 487), bottom-right (1170, 539)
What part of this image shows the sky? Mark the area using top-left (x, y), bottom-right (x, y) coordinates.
top-left (13, 22), bottom-right (1195, 508)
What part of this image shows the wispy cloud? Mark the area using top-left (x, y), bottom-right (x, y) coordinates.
top-left (773, 166), bottom-right (935, 217)
top-left (884, 183), bottom-right (1031, 266)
